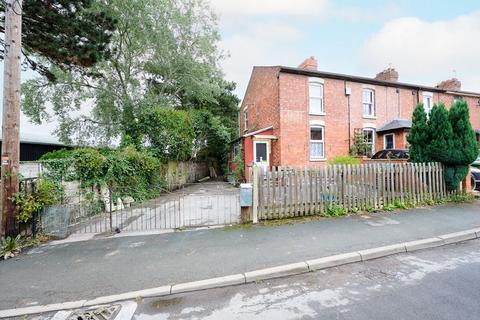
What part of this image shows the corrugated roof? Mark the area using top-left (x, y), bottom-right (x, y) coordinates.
top-left (0, 132), bottom-right (66, 146)
top-left (377, 119), bottom-right (412, 133)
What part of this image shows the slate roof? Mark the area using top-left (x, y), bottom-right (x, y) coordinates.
top-left (376, 119), bottom-right (412, 133)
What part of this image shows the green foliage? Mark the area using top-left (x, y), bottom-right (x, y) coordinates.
top-left (39, 148), bottom-right (73, 161)
top-left (326, 206), bottom-right (347, 217)
top-left (40, 146), bottom-right (163, 202)
top-left (349, 131), bottom-right (369, 157)
top-left (11, 179), bottom-right (64, 224)
top-left (444, 165), bottom-right (470, 191)
top-left (233, 145), bottom-right (245, 183)
top-left (72, 149), bottom-right (106, 187)
top-left (392, 200), bottom-right (408, 210)
top-left (447, 192), bottom-right (475, 203)
top-left (11, 193), bottom-right (42, 224)
top-left (408, 101), bottom-right (478, 190)
top-left (22, 0), bottom-right (236, 149)
top-left (448, 101), bottom-right (478, 165)
top-left (103, 146), bottom-right (163, 200)
top-left (137, 107), bottom-right (195, 162)
top-left (427, 104), bottom-right (453, 163)
top-left (0, 235), bottom-right (21, 260)
top-left (190, 109), bottom-right (231, 167)
top-left (36, 179), bottom-right (64, 206)
top-left (1, 0), bottom-right (117, 81)
top-left (328, 155), bottom-right (361, 166)
top-left (408, 103), bottom-right (431, 162)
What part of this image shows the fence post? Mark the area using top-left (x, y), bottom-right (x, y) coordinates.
top-left (252, 165), bottom-right (259, 224)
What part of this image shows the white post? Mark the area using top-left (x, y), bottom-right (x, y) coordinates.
top-left (252, 165), bottom-right (259, 224)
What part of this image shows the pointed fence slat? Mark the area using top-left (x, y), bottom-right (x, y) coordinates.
top-left (254, 162), bottom-right (448, 220)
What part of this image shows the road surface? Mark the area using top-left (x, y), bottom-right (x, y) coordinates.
top-left (24, 238), bottom-right (480, 320)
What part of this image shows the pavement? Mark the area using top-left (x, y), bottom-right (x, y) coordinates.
top-left (18, 237), bottom-right (480, 319)
top-left (1, 201), bottom-right (480, 311)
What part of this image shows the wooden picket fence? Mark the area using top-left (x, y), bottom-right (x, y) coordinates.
top-left (254, 162), bottom-right (447, 220)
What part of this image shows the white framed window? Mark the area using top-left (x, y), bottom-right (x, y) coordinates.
top-left (309, 80), bottom-right (324, 115)
top-left (232, 143), bottom-right (240, 159)
top-left (254, 140), bottom-right (269, 166)
top-left (384, 133), bottom-right (395, 150)
top-left (423, 92), bottom-right (433, 115)
top-left (310, 126), bottom-right (325, 160)
top-left (244, 110), bottom-right (248, 132)
top-left (362, 89), bottom-right (375, 117)
top-left (363, 128), bottom-right (375, 156)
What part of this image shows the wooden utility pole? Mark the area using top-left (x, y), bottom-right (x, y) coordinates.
top-left (1, 0), bottom-right (22, 237)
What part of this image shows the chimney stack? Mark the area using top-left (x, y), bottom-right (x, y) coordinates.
top-left (375, 68), bottom-right (399, 82)
top-left (436, 78), bottom-right (461, 91)
top-left (298, 56), bottom-right (318, 71)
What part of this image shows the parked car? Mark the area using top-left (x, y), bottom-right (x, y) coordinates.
top-left (471, 166), bottom-right (480, 192)
top-left (371, 149), bottom-right (409, 160)
top-left (471, 154), bottom-right (480, 168)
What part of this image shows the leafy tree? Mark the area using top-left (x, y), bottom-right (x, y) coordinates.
top-left (22, 0), bottom-right (234, 147)
top-left (443, 101), bottom-right (478, 190)
top-left (448, 101), bottom-right (478, 165)
top-left (407, 103), bottom-right (431, 162)
top-left (0, 0), bottom-right (117, 81)
top-left (190, 109), bottom-right (230, 164)
top-left (186, 80), bottom-right (240, 138)
top-left (426, 103), bottom-right (453, 164)
top-left (136, 107), bottom-right (195, 162)
top-left (408, 101), bottom-right (478, 190)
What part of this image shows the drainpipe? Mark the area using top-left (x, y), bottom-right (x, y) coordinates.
top-left (345, 80), bottom-right (351, 148)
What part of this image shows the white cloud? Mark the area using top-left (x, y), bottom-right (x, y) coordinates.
top-left (219, 22), bottom-right (305, 98)
top-left (362, 12), bottom-right (480, 91)
top-left (336, 2), bottom-right (405, 23)
top-left (210, 0), bottom-right (328, 17)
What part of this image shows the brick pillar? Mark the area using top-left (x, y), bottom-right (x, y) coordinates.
top-left (462, 167), bottom-right (472, 193)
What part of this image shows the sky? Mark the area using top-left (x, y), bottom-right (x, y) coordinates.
top-left (214, 0), bottom-right (480, 97)
top-left (2, 0), bottom-right (480, 141)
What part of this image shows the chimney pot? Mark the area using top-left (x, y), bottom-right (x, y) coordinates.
top-left (298, 56), bottom-right (318, 71)
top-left (375, 68), bottom-right (399, 82)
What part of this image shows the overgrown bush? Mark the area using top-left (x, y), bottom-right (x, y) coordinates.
top-left (233, 145), bottom-right (245, 183)
top-left (39, 148), bottom-right (73, 161)
top-left (40, 146), bottom-right (164, 202)
top-left (328, 155), bottom-right (361, 166)
top-left (408, 101), bottom-right (478, 190)
top-left (349, 131), bottom-right (370, 157)
top-left (136, 107), bottom-right (195, 162)
top-left (11, 178), bottom-right (64, 224)
top-left (0, 235), bottom-right (21, 260)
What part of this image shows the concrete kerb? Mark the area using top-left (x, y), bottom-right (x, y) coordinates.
top-left (2, 227), bottom-right (480, 319)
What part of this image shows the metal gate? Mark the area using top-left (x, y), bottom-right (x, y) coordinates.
top-left (42, 187), bottom-right (240, 237)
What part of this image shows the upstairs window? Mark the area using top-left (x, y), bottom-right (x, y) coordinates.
top-left (309, 81), bottom-right (324, 114)
top-left (310, 126), bottom-right (325, 160)
top-left (362, 89), bottom-right (375, 117)
top-left (244, 110), bottom-right (248, 132)
top-left (423, 92), bottom-right (433, 115)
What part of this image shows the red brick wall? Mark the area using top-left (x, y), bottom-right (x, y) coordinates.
top-left (239, 67), bottom-right (281, 165)
top-left (242, 68), bottom-right (480, 167)
top-left (376, 131), bottom-right (409, 151)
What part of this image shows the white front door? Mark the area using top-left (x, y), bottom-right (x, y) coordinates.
top-left (254, 141), bottom-right (269, 169)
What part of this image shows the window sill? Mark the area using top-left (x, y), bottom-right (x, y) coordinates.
top-left (362, 115), bottom-right (377, 119)
top-left (309, 112), bottom-right (326, 116)
top-left (310, 158), bottom-right (327, 162)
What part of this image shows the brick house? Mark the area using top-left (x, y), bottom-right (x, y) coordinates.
top-left (231, 57), bottom-right (480, 176)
